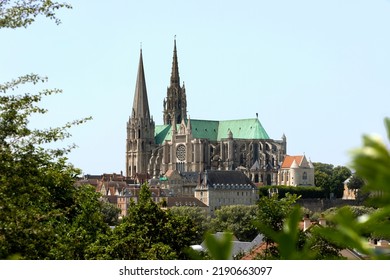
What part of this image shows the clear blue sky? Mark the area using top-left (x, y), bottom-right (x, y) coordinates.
top-left (1, 0), bottom-right (389, 175)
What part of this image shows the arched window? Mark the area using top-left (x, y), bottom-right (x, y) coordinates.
top-left (303, 172), bottom-right (307, 180)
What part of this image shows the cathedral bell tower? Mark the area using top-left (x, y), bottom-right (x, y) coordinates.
top-left (163, 38), bottom-right (187, 125)
top-left (126, 49), bottom-right (155, 178)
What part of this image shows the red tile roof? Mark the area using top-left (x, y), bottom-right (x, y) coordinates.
top-left (281, 155), bottom-right (304, 168)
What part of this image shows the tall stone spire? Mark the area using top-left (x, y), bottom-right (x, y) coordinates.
top-left (163, 38), bottom-right (187, 125)
top-left (170, 37), bottom-right (180, 86)
top-left (132, 49), bottom-right (150, 120)
top-left (126, 48), bottom-right (155, 178)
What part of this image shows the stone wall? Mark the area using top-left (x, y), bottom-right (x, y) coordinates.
top-left (296, 198), bottom-right (360, 212)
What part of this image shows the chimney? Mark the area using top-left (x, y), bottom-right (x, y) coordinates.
top-left (303, 214), bottom-right (311, 231)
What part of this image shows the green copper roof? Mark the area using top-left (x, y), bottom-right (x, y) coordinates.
top-left (155, 118), bottom-right (269, 144)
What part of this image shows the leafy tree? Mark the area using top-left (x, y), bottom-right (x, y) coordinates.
top-left (0, 0), bottom-right (72, 28)
top-left (210, 205), bottom-right (258, 242)
top-left (313, 163), bottom-right (333, 198)
top-left (169, 206), bottom-right (210, 244)
top-left (331, 166), bottom-right (351, 198)
top-left (314, 162), bottom-right (351, 198)
top-left (347, 174), bottom-right (365, 190)
top-left (100, 200), bottom-right (121, 226)
top-left (0, 74), bottom-right (109, 259)
top-left (86, 184), bottom-right (198, 260)
top-left (0, 4), bottom-right (110, 259)
top-left (255, 193), bottom-right (300, 258)
top-left (250, 118), bottom-right (390, 260)
top-left (318, 117), bottom-right (390, 251)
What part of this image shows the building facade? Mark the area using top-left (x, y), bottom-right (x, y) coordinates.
top-left (126, 40), bottom-right (287, 185)
top-left (194, 170), bottom-right (258, 215)
top-left (278, 155), bottom-right (315, 186)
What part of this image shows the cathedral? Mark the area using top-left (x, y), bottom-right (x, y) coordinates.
top-left (126, 40), bottom-right (288, 186)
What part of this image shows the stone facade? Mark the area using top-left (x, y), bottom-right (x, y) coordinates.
top-left (194, 170), bottom-right (258, 215)
top-left (126, 40), bottom-right (287, 186)
top-left (278, 155), bottom-right (315, 186)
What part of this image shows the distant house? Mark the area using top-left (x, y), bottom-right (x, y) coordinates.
top-left (194, 170), bottom-right (258, 215)
top-left (76, 172), bottom-right (207, 217)
top-left (149, 169), bottom-right (198, 197)
top-left (278, 155), bottom-right (314, 186)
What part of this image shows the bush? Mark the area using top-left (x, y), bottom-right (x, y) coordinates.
top-left (258, 186), bottom-right (326, 199)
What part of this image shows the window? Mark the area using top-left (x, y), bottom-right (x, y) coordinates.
top-left (303, 172), bottom-right (307, 180)
top-left (176, 144), bottom-right (186, 161)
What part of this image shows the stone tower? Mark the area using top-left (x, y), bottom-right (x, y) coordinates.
top-left (163, 39), bottom-right (187, 125)
top-left (126, 49), bottom-right (155, 178)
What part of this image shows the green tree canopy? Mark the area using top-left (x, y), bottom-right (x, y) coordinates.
top-left (347, 173), bottom-right (365, 190)
top-left (210, 205), bottom-right (258, 242)
top-left (0, 74), bottom-right (110, 259)
top-left (0, 0), bottom-right (72, 28)
top-left (169, 206), bottom-right (210, 244)
top-left (86, 184), bottom-right (198, 260)
top-left (314, 162), bottom-right (351, 198)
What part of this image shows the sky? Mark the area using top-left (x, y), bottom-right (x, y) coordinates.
top-left (1, 0), bottom-right (389, 175)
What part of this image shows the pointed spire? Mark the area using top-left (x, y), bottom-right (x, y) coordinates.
top-left (186, 115), bottom-right (192, 133)
top-left (170, 36), bottom-right (180, 86)
top-left (132, 49), bottom-right (150, 120)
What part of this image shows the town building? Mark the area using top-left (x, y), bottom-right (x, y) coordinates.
top-left (278, 155), bottom-right (315, 186)
top-left (194, 170), bottom-right (258, 215)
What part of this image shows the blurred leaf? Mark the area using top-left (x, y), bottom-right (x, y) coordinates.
top-left (203, 232), bottom-right (233, 260)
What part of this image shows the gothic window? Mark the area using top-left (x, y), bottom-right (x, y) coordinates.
top-left (252, 143), bottom-right (258, 161)
top-left (176, 162), bottom-right (185, 172)
top-left (303, 172), bottom-right (307, 180)
top-left (266, 174), bottom-right (272, 185)
top-left (176, 144), bottom-right (186, 161)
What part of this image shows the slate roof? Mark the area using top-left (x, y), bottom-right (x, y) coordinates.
top-left (204, 170), bottom-right (255, 188)
top-left (198, 232), bottom-right (264, 259)
top-left (165, 196), bottom-right (208, 208)
top-left (155, 118), bottom-right (269, 144)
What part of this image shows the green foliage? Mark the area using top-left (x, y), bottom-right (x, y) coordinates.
top-left (257, 193), bottom-right (299, 233)
top-left (100, 200), bottom-right (121, 226)
top-left (347, 174), bottom-right (365, 190)
top-left (0, 74), bottom-right (109, 259)
top-left (252, 118), bottom-right (390, 260)
top-left (255, 193), bottom-right (300, 258)
top-left (331, 166), bottom-right (352, 198)
top-left (0, 0), bottom-right (72, 28)
top-left (315, 117), bottom-right (390, 259)
top-left (0, 1), bottom-right (111, 260)
top-left (210, 205), bottom-right (258, 242)
top-left (322, 205), bottom-right (376, 221)
top-left (86, 184), bottom-right (198, 260)
top-left (203, 232), bottom-right (234, 260)
top-left (169, 206), bottom-right (210, 244)
top-left (314, 163), bottom-right (351, 198)
top-left (258, 186), bottom-right (326, 199)
top-left (255, 204), bottom-right (344, 260)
